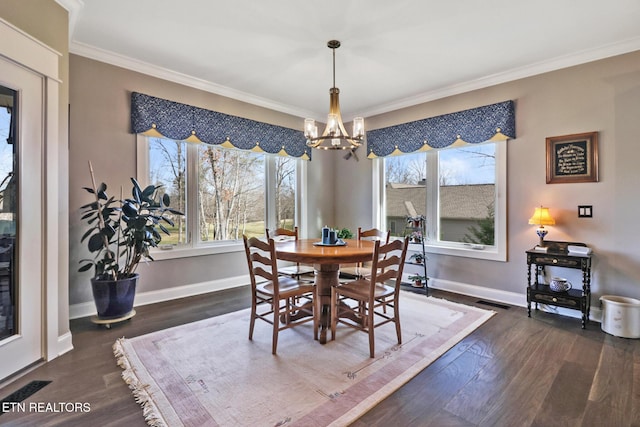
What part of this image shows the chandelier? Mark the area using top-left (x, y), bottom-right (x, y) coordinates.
top-left (304, 40), bottom-right (364, 150)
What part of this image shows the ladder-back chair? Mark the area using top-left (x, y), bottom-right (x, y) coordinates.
top-left (243, 235), bottom-right (317, 354)
top-left (330, 236), bottom-right (409, 358)
top-left (266, 227), bottom-right (315, 281)
top-left (339, 227), bottom-right (391, 280)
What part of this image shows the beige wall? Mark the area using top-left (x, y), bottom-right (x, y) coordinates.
top-left (344, 50), bottom-right (640, 300)
top-left (68, 55), bottom-right (336, 305)
top-left (0, 0), bottom-right (70, 337)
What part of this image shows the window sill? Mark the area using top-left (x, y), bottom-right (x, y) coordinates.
top-left (150, 241), bottom-right (245, 261)
top-left (414, 242), bottom-right (506, 262)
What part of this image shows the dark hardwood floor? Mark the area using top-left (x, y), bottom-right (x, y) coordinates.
top-left (1, 286), bottom-right (638, 426)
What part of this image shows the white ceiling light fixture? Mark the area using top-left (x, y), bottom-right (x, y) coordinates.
top-left (304, 40), bottom-right (364, 150)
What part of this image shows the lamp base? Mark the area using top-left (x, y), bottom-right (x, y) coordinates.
top-left (536, 227), bottom-right (548, 247)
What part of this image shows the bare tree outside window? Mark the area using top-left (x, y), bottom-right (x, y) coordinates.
top-left (199, 145), bottom-right (264, 241)
top-left (147, 137), bottom-right (298, 244)
top-left (149, 138), bottom-right (187, 245)
top-left (275, 157), bottom-right (295, 230)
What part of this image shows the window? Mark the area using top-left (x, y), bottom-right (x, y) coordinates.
top-left (138, 136), bottom-right (299, 257)
top-left (381, 141), bottom-right (506, 261)
top-left (198, 144), bottom-right (266, 241)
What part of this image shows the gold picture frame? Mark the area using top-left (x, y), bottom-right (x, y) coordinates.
top-left (546, 131), bottom-right (599, 184)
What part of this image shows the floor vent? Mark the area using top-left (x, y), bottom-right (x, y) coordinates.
top-left (476, 300), bottom-right (510, 310)
top-left (0, 380), bottom-right (52, 415)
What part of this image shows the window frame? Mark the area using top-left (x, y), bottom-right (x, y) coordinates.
top-left (374, 140), bottom-right (507, 262)
top-left (136, 134), bottom-right (304, 259)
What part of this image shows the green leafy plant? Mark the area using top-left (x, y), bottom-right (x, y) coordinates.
top-left (78, 162), bottom-right (184, 280)
top-left (408, 274), bottom-right (428, 283)
top-left (336, 227), bottom-right (353, 239)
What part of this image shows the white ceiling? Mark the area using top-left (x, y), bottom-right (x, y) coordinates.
top-left (66, 0), bottom-right (640, 121)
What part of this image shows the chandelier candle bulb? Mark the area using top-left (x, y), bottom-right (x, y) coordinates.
top-left (327, 114), bottom-right (338, 135)
top-left (353, 117), bottom-right (364, 138)
top-left (304, 118), bottom-right (318, 139)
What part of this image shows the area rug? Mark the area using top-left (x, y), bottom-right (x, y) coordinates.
top-left (114, 291), bottom-right (495, 427)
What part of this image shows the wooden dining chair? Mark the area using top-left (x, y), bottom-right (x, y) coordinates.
top-left (266, 227), bottom-right (315, 281)
top-left (243, 235), bottom-right (318, 354)
top-left (330, 236), bottom-right (409, 358)
top-left (339, 227), bottom-right (391, 280)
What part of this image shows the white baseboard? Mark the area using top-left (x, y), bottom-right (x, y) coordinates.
top-left (56, 331), bottom-right (74, 357)
top-left (427, 277), bottom-right (602, 324)
top-left (68, 274), bottom-right (250, 320)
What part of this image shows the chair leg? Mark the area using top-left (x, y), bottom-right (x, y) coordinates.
top-left (249, 298), bottom-right (257, 340)
top-left (394, 301), bottom-right (402, 345)
top-left (368, 307), bottom-right (375, 358)
top-left (272, 302), bottom-right (280, 355)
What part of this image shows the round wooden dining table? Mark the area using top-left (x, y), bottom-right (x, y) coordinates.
top-left (274, 238), bottom-right (376, 343)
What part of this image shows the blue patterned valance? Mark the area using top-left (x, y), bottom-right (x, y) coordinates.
top-left (366, 100), bottom-right (515, 158)
top-left (130, 92), bottom-right (310, 160)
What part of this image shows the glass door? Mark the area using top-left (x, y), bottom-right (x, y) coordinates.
top-left (0, 86), bottom-right (16, 342)
top-left (0, 56), bottom-right (44, 381)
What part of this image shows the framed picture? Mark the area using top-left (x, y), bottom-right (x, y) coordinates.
top-left (546, 131), bottom-right (599, 184)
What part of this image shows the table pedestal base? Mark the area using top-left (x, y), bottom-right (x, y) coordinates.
top-left (315, 263), bottom-right (340, 343)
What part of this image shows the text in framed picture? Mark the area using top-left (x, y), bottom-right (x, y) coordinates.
top-left (546, 131), bottom-right (598, 184)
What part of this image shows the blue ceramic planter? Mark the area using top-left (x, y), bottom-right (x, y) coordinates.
top-left (91, 273), bottom-right (138, 319)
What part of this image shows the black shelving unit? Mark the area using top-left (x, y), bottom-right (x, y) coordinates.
top-left (404, 216), bottom-right (428, 295)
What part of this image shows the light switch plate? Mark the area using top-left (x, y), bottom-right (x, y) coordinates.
top-left (578, 205), bottom-right (592, 218)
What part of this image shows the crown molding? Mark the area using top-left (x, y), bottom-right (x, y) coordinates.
top-left (69, 40), bottom-right (316, 119)
top-left (358, 36), bottom-right (640, 119)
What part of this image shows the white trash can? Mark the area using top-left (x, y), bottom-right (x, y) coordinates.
top-left (600, 295), bottom-right (640, 339)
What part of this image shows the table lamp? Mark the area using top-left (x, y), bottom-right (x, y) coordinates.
top-left (528, 206), bottom-right (555, 247)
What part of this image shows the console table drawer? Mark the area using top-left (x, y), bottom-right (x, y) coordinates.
top-left (529, 291), bottom-right (584, 310)
top-left (529, 255), bottom-right (580, 268)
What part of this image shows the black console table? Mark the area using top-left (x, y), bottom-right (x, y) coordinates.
top-left (526, 241), bottom-right (592, 328)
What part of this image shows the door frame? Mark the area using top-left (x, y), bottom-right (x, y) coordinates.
top-left (0, 18), bottom-right (64, 369)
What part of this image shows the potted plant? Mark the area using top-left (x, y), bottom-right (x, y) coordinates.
top-left (409, 253), bottom-right (424, 264)
top-left (336, 227), bottom-right (354, 239)
top-left (408, 274), bottom-right (428, 288)
top-left (409, 230), bottom-right (423, 243)
top-left (407, 215), bottom-right (425, 228)
top-left (78, 162), bottom-right (183, 320)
